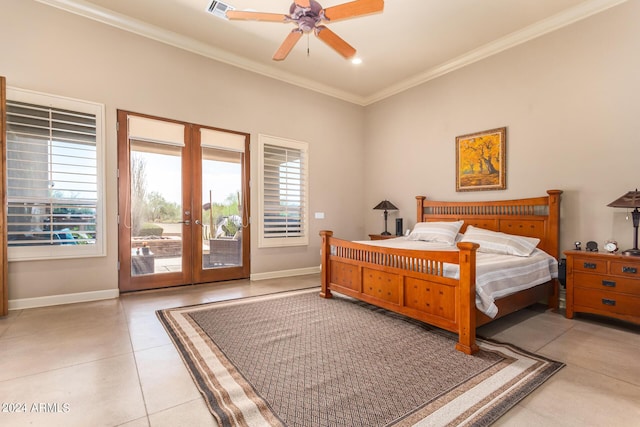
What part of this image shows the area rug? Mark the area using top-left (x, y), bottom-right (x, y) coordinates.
top-left (157, 288), bottom-right (563, 426)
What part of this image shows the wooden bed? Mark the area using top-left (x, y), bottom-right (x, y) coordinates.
top-left (319, 190), bottom-right (562, 355)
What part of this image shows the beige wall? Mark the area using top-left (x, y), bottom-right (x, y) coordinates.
top-left (364, 1), bottom-right (640, 253)
top-left (1, 0), bottom-right (365, 301)
top-left (3, 0), bottom-right (639, 303)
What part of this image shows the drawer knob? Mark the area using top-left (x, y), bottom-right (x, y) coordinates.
top-left (622, 266), bottom-right (638, 274)
top-left (583, 262), bottom-right (597, 269)
top-left (601, 298), bottom-right (616, 306)
top-left (602, 280), bottom-right (616, 288)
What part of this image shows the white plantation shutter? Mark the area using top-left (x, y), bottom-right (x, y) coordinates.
top-left (5, 88), bottom-right (105, 260)
top-left (259, 135), bottom-right (308, 247)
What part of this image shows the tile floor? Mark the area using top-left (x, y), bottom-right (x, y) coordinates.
top-left (0, 274), bottom-right (638, 427)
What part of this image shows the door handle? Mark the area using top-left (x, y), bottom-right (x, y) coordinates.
top-left (194, 219), bottom-right (204, 227)
top-left (179, 220), bottom-right (191, 226)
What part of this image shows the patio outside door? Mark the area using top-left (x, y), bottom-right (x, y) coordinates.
top-left (117, 111), bottom-right (250, 292)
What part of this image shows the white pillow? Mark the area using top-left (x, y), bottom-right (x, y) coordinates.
top-left (408, 220), bottom-right (464, 245)
top-left (460, 225), bottom-right (540, 257)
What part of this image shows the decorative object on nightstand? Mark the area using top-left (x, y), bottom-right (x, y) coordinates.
top-left (604, 240), bottom-right (618, 253)
top-left (395, 218), bottom-right (403, 236)
top-left (607, 189), bottom-right (640, 256)
top-left (373, 199), bottom-right (398, 236)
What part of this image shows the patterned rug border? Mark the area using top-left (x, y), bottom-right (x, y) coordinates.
top-left (157, 288), bottom-right (564, 426)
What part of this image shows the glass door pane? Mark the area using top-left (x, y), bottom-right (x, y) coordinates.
top-left (130, 141), bottom-right (183, 276)
top-left (201, 147), bottom-right (243, 270)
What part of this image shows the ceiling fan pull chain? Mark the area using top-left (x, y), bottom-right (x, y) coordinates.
top-left (307, 33), bottom-right (310, 56)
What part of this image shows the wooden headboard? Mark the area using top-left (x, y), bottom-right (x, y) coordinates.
top-left (416, 190), bottom-right (562, 259)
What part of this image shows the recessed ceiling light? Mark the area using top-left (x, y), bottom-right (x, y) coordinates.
top-left (351, 58), bottom-right (362, 65)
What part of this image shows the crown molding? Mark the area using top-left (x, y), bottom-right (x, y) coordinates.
top-left (362, 0), bottom-right (628, 105)
top-left (34, 0), bottom-right (365, 105)
top-left (36, 0), bottom-right (627, 107)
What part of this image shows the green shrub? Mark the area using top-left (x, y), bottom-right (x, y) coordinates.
top-left (139, 223), bottom-right (163, 237)
top-left (222, 220), bottom-right (238, 237)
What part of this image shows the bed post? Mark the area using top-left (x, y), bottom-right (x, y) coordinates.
top-left (416, 196), bottom-right (426, 223)
top-left (455, 241), bottom-right (480, 355)
top-left (319, 230), bottom-right (333, 299)
top-left (546, 190), bottom-right (562, 260)
top-left (547, 189), bottom-right (563, 310)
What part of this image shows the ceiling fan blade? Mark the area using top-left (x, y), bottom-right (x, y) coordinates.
top-left (295, 0), bottom-right (311, 7)
top-left (273, 31), bottom-right (303, 61)
top-left (315, 26), bottom-right (356, 59)
top-left (226, 10), bottom-right (287, 22)
top-left (323, 0), bottom-right (384, 22)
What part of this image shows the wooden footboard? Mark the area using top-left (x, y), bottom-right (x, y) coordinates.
top-left (320, 231), bottom-right (481, 354)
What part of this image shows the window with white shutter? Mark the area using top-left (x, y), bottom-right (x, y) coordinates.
top-left (5, 88), bottom-right (105, 260)
top-left (258, 134), bottom-right (308, 248)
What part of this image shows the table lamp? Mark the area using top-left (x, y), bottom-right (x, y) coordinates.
top-left (373, 200), bottom-right (398, 235)
top-left (607, 189), bottom-right (640, 256)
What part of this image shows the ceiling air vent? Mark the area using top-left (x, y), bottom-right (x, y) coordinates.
top-left (206, 1), bottom-right (235, 19)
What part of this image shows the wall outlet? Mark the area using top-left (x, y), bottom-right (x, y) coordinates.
top-left (314, 212), bottom-right (325, 219)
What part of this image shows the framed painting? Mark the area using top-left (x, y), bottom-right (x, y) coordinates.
top-left (455, 127), bottom-right (506, 192)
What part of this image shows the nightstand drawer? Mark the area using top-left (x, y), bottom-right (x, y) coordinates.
top-left (572, 257), bottom-right (607, 274)
top-left (611, 261), bottom-right (640, 278)
top-left (574, 288), bottom-right (640, 317)
top-left (574, 272), bottom-right (640, 296)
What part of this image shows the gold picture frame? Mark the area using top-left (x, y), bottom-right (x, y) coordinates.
top-left (455, 127), bottom-right (506, 192)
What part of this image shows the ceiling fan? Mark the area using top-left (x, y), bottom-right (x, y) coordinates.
top-left (225, 0), bottom-right (384, 61)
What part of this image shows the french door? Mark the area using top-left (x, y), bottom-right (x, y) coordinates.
top-left (117, 111), bottom-right (250, 292)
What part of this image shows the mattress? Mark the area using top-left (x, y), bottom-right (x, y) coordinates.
top-left (353, 236), bottom-right (558, 318)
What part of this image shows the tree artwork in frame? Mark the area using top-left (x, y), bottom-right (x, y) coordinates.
top-left (456, 127), bottom-right (506, 192)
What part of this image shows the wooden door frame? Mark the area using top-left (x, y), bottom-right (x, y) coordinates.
top-left (117, 110), bottom-right (193, 292)
top-left (0, 76), bottom-right (8, 316)
top-left (117, 110), bottom-right (251, 292)
top-left (190, 125), bottom-right (251, 284)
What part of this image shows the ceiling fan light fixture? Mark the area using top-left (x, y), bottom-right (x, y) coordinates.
top-left (226, 0), bottom-right (384, 61)
top-left (351, 57), bottom-right (362, 65)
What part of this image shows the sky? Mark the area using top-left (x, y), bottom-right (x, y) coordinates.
top-left (136, 151), bottom-right (241, 207)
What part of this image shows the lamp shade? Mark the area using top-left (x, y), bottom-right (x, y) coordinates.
top-left (373, 200), bottom-right (398, 211)
top-left (607, 189), bottom-right (640, 208)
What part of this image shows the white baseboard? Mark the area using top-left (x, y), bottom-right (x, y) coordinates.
top-left (9, 268), bottom-right (321, 309)
top-left (9, 289), bottom-right (120, 311)
top-left (250, 266), bottom-right (320, 281)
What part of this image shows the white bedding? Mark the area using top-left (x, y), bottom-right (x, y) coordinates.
top-left (353, 236), bottom-right (558, 318)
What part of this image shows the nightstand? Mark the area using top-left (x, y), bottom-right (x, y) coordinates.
top-left (368, 234), bottom-right (397, 240)
top-left (564, 250), bottom-right (640, 325)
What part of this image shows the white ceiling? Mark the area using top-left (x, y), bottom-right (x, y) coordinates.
top-left (37, 0), bottom-right (627, 105)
